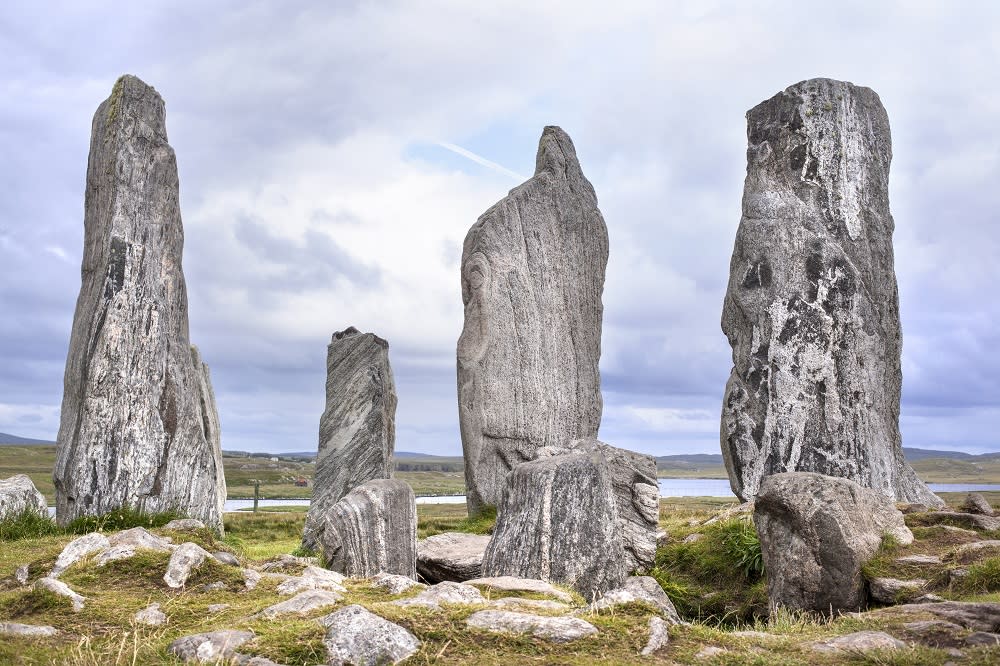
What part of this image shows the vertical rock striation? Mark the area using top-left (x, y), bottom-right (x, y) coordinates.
top-left (720, 78), bottom-right (941, 506)
top-left (457, 126), bottom-right (609, 516)
top-left (54, 75), bottom-right (226, 529)
top-left (303, 327), bottom-right (396, 549)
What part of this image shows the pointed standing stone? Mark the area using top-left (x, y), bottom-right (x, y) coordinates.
top-left (54, 75), bottom-right (226, 529)
top-left (457, 126), bottom-right (609, 516)
top-left (303, 327), bottom-right (397, 549)
top-left (720, 78), bottom-right (941, 507)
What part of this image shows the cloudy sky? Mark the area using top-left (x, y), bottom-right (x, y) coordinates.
top-left (1, 1), bottom-right (997, 456)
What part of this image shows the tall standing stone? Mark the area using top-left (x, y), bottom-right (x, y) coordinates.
top-left (54, 75), bottom-right (226, 529)
top-left (303, 327), bottom-right (397, 549)
top-left (457, 126), bottom-right (609, 516)
top-left (720, 78), bottom-right (941, 507)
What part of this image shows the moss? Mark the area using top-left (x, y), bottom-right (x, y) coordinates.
top-left (106, 75), bottom-right (126, 125)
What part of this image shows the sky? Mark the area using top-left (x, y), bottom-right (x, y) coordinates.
top-left (1, 1), bottom-right (998, 456)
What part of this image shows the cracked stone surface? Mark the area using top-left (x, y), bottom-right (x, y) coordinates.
top-left (811, 631), bottom-right (907, 653)
top-left (319, 604), bottom-right (420, 666)
top-left (720, 77), bottom-right (941, 508)
top-left (466, 610), bottom-right (598, 642)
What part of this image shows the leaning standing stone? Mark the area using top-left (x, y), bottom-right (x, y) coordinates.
top-left (457, 126), bottom-right (608, 516)
top-left (53, 75), bottom-right (226, 530)
top-left (320, 479), bottom-right (416, 579)
top-left (720, 78), bottom-right (940, 508)
top-left (0, 475), bottom-right (48, 520)
top-left (303, 327), bottom-right (397, 550)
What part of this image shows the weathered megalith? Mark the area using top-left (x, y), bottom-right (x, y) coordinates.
top-left (319, 479), bottom-right (416, 579)
top-left (0, 475), bottom-right (48, 520)
top-left (303, 327), bottom-right (396, 549)
top-left (721, 78), bottom-right (941, 507)
top-left (457, 126), bottom-right (609, 516)
top-left (482, 453), bottom-right (626, 602)
top-left (754, 472), bottom-right (913, 613)
top-left (53, 75), bottom-right (226, 529)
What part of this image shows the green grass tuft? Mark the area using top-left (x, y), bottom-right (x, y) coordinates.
top-left (0, 508), bottom-right (61, 541)
top-left (64, 507), bottom-right (185, 534)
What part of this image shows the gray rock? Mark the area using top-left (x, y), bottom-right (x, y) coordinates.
top-left (109, 526), bottom-right (174, 551)
top-left (812, 631), bottom-right (907, 653)
top-left (168, 630), bottom-right (255, 662)
top-left (258, 554), bottom-right (317, 573)
top-left (457, 126), bottom-right (608, 516)
top-left (694, 646), bottom-right (728, 659)
top-left (200, 581), bottom-right (226, 592)
top-left (164, 542), bottom-right (212, 589)
top-left (371, 572), bottom-right (425, 595)
top-left (902, 620), bottom-right (965, 648)
top-left (135, 602), bottom-right (168, 626)
top-left (393, 581), bottom-right (485, 609)
top-left (50, 532), bottom-right (110, 577)
top-left (898, 503), bottom-right (930, 514)
top-left (490, 598), bottom-right (570, 612)
top-left (207, 604), bottom-right (230, 614)
top-left (212, 551), bottom-right (240, 566)
top-left (588, 576), bottom-right (681, 623)
top-left (14, 564), bottom-right (29, 585)
top-left (54, 75), bottom-right (225, 531)
top-left (243, 569), bottom-right (262, 590)
top-left (0, 474), bottom-right (47, 520)
top-left (482, 453), bottom-right (626, 602)
top-left (960, 493), bottom-right (995, 516)
top-left (303, 327), bottom-right (397, 550)
top-left (720, 78), bottom-right (941, 508)
top-left (34, 577), bottom-right (86, 611)
top-left (417, 532), bottom-right (490, 583)
top-left (922, 511), bottom-right (1000, 531)
top-left (466, 576), bottom-right (575, 603)
top-left (233, 656), bottom-right (287, 666)
top-left (320, 479), bottom-right (416, 579)
top-left (275, 567), bottom-right (347, 596)
top-left (869, 577), bottom-right (927, 605)
top-left (952, 540), bottom-right (1000, 564)
top-left (257, 590), bottom-right (342, 618)
top-left (964, 631), bottom-right (1000, 646)
top-left (894, 601), bottom-right (1000, 632)
top-left (0, 622), bottom-right (59, 637)
top-left (164, 518), bottom-right (207, 531)
top-left (96, 545), bottom-right (137, 566)
top-left (754, 472), bottom-right (913, 613)
top-left (641, 616), bottom-right (670, 657)
top-left (319, 604), bottom-right (420, 666)
top-left (895, 554), bottom-right (942, 566)
top-left (682, 533), bottom-right (704, 544)
top-left (466, 610), bottom-right (598, 642)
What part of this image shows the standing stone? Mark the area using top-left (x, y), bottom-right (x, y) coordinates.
top-left (482, 453), bottom-right (626, 602)
top-left (0, 475), bottom-right (48, 520)
top-left (303, 327), bottom-right (396, 550)
top-left (53, 75), bottom-right (225, 529)
top-left (721, 78), bottom-right (940, 507)
top-left (457, 126), bottom-right (609, 516)
top-left (319, 479), bottom-right (416, 579)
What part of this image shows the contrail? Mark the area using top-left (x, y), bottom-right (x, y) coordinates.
top-left (436, 141), bottom-right (525, 181)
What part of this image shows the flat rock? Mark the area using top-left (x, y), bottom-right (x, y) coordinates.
top-left (95, 544), bottom-right (137, 566)
top-left (34, 577), bottom-right (85, 611)
top-left (0, 622), bottom-right (59, 637)
top-left (720, 78), bottom-right (941, 508)
top-left (467, 576), bottom-right (574, 603)
top-left (490, 598), bottom-right (570, 612)
top-left (50, 532), bottom-right (110, 577)
top-left (588, 576), bottom-right (681, 623)
top-left (276, 570), bottom-right (347, 596)
top-left (320, 479), bottom-right (417, 579)
top-left (319, 604), bottom-right (420, 666)
top-left (893, 601), bottom-right (1000, 632)
top-left (964, 631), bottom-right (1000, 646)
top-left (754, 472), bottom-right (912, 613)
top-left (258, 554), bottom-right (317, 573)
top-left (207, 604), bottom-right (230, 614)
top-left (256, 590), bottom-right (342, 618)
top-left (896, 554), bottom-right (942, 566)
top-left (682, 534), bottom-right (704, 544)
top-left (917, 511), bottom-right (1000, 531)
top-left (164, 542), bottom-right (212, 589)
top-left (135, 603), bottom-right (168, 626)
top-left (243, 569), bottom-right (263, 590)
top-left (952, 540), bottom-right (1000, 564)
top-left (466, 610), bottom-right (598, 642)
top-left (960, 493), bottom-right (995, 517)
top-left (109, 526), bottom-right (174, 551)
top-left (163, 519), bottom-right (208, 531)
top-left (416, 532), bottom-right (489, 583)
top-left (902, 620), bottom-right (965, 648)
top-left (869, 577), bottom-right (927, 605)
top-left (812, 631), bottom-right (907, 653)
top-left (0, 474), bottom-right (48, 521)
top-left (302, 327), bottom-right (396, 550)
top-left (393, 581), bottom-right (485, 609)
top-left (212, 551), bottom-right (240, 566)
top-left (371, 573), bottom-right (426, 595)
top-left (640, 616), bottom-right (670, 656)
top-left (694, 646), bottom-right (728, 659)
top-left (168, 630), bottom-right (255, 662)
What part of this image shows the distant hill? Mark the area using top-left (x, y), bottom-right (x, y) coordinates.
top-left (655, 448), bottom-right (1000, 466)
top-left (0, 432), bottom-right (55, 445)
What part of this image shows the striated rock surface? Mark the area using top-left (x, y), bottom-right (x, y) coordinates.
top-left (482, 453), bottom-right (626, 602)
top-left (417, 532), bottom-right (490, 583)
top-left (53, 75), bottom-right (225, 530)
top-left (466, 610), bottom-right (598, 643)
top-left (754, 472), bottom-right (912, 613)
top-left (457, 126), bottom-right (608, 516)
top-left (50, 532), bottom-right (110, 578)
top-left (303, 327), bottom-right (396, 550)
top-left (961, 493), bottom-right (995, 516)
top-left (319, 605), bottom-right (420, 666)
top-left (720, 77), bottom-right (940, 507)
top-left (393, 581), bottom-right (485, 610)
top-left (0, 475), bottom-right (47, 520)
top-left (319, 479), bottom-right (416, 579)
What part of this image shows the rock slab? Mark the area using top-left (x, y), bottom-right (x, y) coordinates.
top-left (466, 610), bottom-right (598, 643)
top-left (303, 327), bottom-right (397, 549)
top-left (753, 472), bottom-right (912, 613)
top-left (53, 75), bottom-right (226, 530)
top-left (720, 77), bottom-right (940, 508)
top-left (319, 605), bottom-right (420, 666)
top-left (168, 630), bottom-right (255, 663)
top-left (0, 474), bottom-right (47, 520)
top-left (164, 542), bottom-right (211, 588)
top-left (457, 126), bottom-right (608, 516)
top-left (417, 532), bottom-right (490, 583)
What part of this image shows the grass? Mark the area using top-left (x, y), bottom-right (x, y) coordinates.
top-left (0, 507), bottom-right (188, 542)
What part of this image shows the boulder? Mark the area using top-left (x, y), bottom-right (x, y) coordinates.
top-left (960, 493), bottom-right (995, 516)
top-left (0, 622), bottom-right (59, 637)
top-left (641, 616), bottom-right (671, 657)
top-left (869, 578), bottom-right (927, 605)
top-left (303, 327), bottom-right (397, 550)
top-left (417, 532), bottom-right (490, 583)
top-left (109, 526), bottom-right (174, 551)
top-left (53, 75), bottom-right (225, 530)
top-left (893, 601), bottom-right (1000, 632)
top-left (371, 573), bottom-right (425, 595)
top-left (212, 551), bottom-right (240, 567)
top-left (812, 631), bottom-right (907, 653)
top-left (482, 453), bottom-right (626, 601)
top-left (168, 630), bottom-right (255, 663)
top-left (256, 590), bottom-right (342, 619)
top-left (393, 581), bottom-right (485, 610)
top-left (207, 604), bottom-right (230, 614)
top-left (753, 472), bottom-right (913, 613)
top-left (50, 532), bottom-right (110, 577)
top-left (135, 603), bottom-right (168, 626)
top-left (319, 605), bottom-right (420, 666)
top-left (720, 77), bottom-right (941, 508)
top-left (466, 576), bottom-right (574, 604)
top-left (457, 126), bottom-right (608, 516)
top-left (14, 564), bottom-right (28, 585)
top-left (34, 577), bottom-right (85, 611)
top-left (163, 519), bottom-right (207, 531)
top-left (164, 542), bottom-right (212, 589)
top-left (0, 475), bottom-right (47, 520)
top-left (275, 567), bottom-right (347, 596)
top-left (320, 479), bottom-right (416, 579)
top-left (466, 610), bottom-right (597, 642)
top-left (587, 576), bottom-right (681, 623)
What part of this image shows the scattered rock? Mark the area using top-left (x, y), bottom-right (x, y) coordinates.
top-left (895, 554), bottom-right (942, 566)
top-left (682, 534), bottom-right (704, 544)
top-left (212, 552), bottom-right (240, 567)
top-left (164, 542), bottom-right (212, 589)
top-left (812, 631), bottom-right (907, 653)
top-left (914, 594), bottom-right (946, 603)
top-left (898, 503), bottom-right (930, 514)
top-left (694, 646), bottom-right (728, 659)
top-left (950, 568), bottom-right (969, 584)
top-left (303, 327), bottom-right (397, 551)
top-left (232, 657), bottom-right (287, 666)
top-left (491, 598), bottom-right (570, 612)
top-left (417, 532), bottom-right (490, 583)
top-left (207, 604), bottom-right (230, 614)
top-left (135, 603), bottom-right (168, 626)
top-left (371, 573), bottom-right (426, 595)
top-left (201, 581), bottom-right (226, 592)
top-left (960, 493), bottom-right (995, 517)
top-left (0, 622), bottom-right (59, 637)
top-left (168, 630), bottom-right (255, 663)
top-left (952, 540), bottom-right (1000, 564)
top-left (467, 576), bottom-right (574, 603)
top-left (964, 631), bottom-right (1000, 647)
top-left (457, 126), bottom-right (608, 516)
top-left (640, 616), bottom-right (670, 656)
top-left (936, 525), bottom-right (980, 537)
top-left (276, 567), bottom-right (347, 596)
top-left (259, 554), bottom-right (317, 573)
top-left (319, 604), bottom-right (420, 666)
top-left (588, 576), bottom-right (681, 623)
top-left (894, 601), bottom-right (1000, 632)
top-left (903, 620), bottom-right (965, 648)
top-left (256, 590), bottom-right (342, 618)
top-left (0, 474), bottom-right (48, 521)
top-left (163, 519), bottom-right (208, 531)
top-left (110, 526), bottom-right (174, 551)
top-left (754, 472), bottom-right (912, 612)
top-left (467, 610), bottom-right (598, 642)
top-left (96, 544), bottom-right (137, 566)
top-left (394, 581), bottom-right (485, 610)
top-left (916, 511), bottom-right (1000, 531)
top-left (14, 564), bottom-right (28, 585)
top-left (869, 577), bottom-right (927, 605)
top-left (655, 530), bottom-right (669, 547)
top-left (320, 479), bottom-right (417, 579)
top-left (243, 569), bottom-right (262, 591)
top-left (50, 532), bottom-right (110, 577)
top-left (34, 577), bottom-right (85, 611)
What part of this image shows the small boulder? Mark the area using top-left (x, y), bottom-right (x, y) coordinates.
top-left (917, 511), bottom-right (1000, 531)
top-left (964, 631), bottom-right (1000, 646)
top-left (393, 581), bottom-right (485, 609)
top-left (212, 552), bottom-right (240, 567)
top-left (641, 616), bottom-right (671, 656)
top-left (466, 610), bottom-right (597, 642)
top-left (168, 630), bottom-right (255, 663)
top-left (207, 604), bottom-right (230, 614)
top-left (0, 475), bottom-right (47, 521)
top-left (163, 518), bottom-right (207, 531)
top-left (14, 564), bottom-right (28, 585)
top-left (319, 604), bottom-right (420, 666)
top-left (587, 576), bottom-right (681, 623)
top-left (490, 598), bottom-right (570, 612)
top-left (259, 554), bottom-right (317, 573)
top-left (952, 540), bottom-right (1000, 565)
top-left (256, 590), bottom-right (342, 619)
top-left (95, 545), bottom-right (137, 567)
top-left (50, 532), bottom-right (110, 577)
top-left (417, 532), bottom-right (489, 583)
top-left (902, 620), bottom-right (965, 648)
top-left (811, 631), bottom-right (907, 653)
top-left (164, 542), bottom-right (212, 589)
top-left (960, 493), bottom-right (995, 517)
top-left (869, 578), bottom-right (928, 605)
top-left (276, 567), bottom-right (347, 596)
top-left (466, 576), bottom-right (574, 603)
top-left (371, 573), bottom-right (426, 595)
top-left (34, 577), bottom-right (85, 611)
top-left (135, 603), bottom-right (168, 626)
top-left (109, 526), bottom-right (174, 551)
top-left (895, 554), bottom-right (942, 566)
top-left (0, 622), bottom-right (59, 637)
top-left (243, 569), bottom-right (262, 591)
top-left (894, 601), bottom-right (1000, 633)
